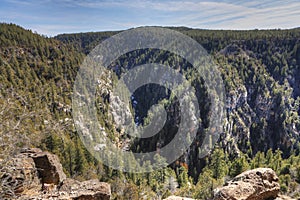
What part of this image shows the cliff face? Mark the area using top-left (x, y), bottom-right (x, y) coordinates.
top-left (0, 148), bottom-right (111, 200)
top-left (214, 168), bottom-right (280, 200)
top-left (165, 168), bottom-right (295, 200)
top-left (56, 28), bottom-right (300, 177)
top-left (217, 43), bottom-right (300, 156)
top-left (104, 43), bottom-right (300, 177)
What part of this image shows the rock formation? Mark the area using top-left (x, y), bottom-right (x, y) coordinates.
top-left (0, 155), bottom-right (41, 197)
top-left (213, 168), bottom-right (280, 200)
top-left (0, 148), bottom-right (111, 200)
top-left (59, 178), bottom-right (111, 200)
top-left (22, 148), bottom-right (67, 185)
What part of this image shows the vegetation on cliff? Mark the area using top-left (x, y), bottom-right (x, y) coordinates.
top-left (1, 23), bottom-right (300, 199)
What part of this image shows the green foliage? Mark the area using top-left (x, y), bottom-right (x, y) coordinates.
top-left (177, 166), bottom-right (189, 188)
top-left (229, 154), bottom-right (249, 177)
top-left (1, 23), bottom-right (300, 199)
top-left (251, 151), bottom-right (265, 169)
top-left (209, 148), bottom-right (228, 179)
top-left (193, 168), bottom-right (215, 199)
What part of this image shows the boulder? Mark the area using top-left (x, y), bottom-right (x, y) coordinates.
top-left (214, 168), bottom-right (280, 200)
top-left (1, 148), bottom-right (111, 200)
top-left (31, 151), bottom-right (66, 185)
top-left (70, 179), bottom-right (111, 200)
top-left (30, 178), bottom-right (111, 200)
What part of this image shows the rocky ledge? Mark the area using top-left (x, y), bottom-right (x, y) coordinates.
top-left (164, 168), bottom-right (295, 200)
top-left (0, 148), bottom-right (111, 200)
top-left (214, 168), bottom-right (296, 200)
top-left (1, 149), bottom-right (296, 200)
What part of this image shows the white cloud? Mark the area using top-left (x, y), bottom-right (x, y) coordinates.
top-left (65, 0), bottom-right (300, 29)
top-left (2, 0), bottom-right (299, 35)
top-left (148, 0), bottom-right (300, 29)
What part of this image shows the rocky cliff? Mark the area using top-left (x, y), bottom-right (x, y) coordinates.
top-left (1, 23), bottom-right (300, 199)
top-left (0, 148), bottom-right (111, 200)
top-left (164, 168), bottom-right (295, 200)
top-left (214, 168), bottom-right (280, 200)
top-left (213, 168), bottom-right (296, 200)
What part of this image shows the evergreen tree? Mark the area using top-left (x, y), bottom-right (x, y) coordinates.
top-left (229, 154), bottom-right (250, 177)
top-left (209, 148), bottom-right (228, 179)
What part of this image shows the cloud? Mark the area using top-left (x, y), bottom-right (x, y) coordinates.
top-left (1, 0), bottom-right (300, 35)
top-left (146, 0), bottom-right (300, 29)
top-left (60, 0), bottom-right (300, 29)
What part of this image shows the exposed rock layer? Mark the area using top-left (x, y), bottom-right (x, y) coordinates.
top-left (214, 168), bottom-right (280, 200)
top-left (0, 148), bottom-right (111, 200)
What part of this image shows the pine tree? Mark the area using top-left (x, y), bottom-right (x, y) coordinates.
top-left (251, 151), bottom-right (265, 169)
top-left (273, 149), bottom-right (283, 174)
top-left (229, 154), bottom-right (250, 177)
top-left (74, 136), bottom-right (88, 177)
top-left (194, 168), bottom-right (215, 200)
top-left (265, 149), bottom-right (274, 166)
top-left (209, 148), bottom-right (228, 179)
top-left (177, 166), bottom-right (189, 187)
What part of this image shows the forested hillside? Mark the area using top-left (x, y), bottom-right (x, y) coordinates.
top-left (1, 23), bottom-right (300, 199)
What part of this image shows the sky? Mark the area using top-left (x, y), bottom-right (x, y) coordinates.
top-left (0, 0), bottom-right (299, 36)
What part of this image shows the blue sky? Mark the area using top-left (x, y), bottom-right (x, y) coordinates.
top-left (0, 0), bottom-right (299, 36)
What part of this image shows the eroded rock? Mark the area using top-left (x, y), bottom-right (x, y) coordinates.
top-left (59, 178), bottom-right (111, 200)
top-left (0, 148), bottom-right (111, 200)
top-left (31, 151), bottom-right (66, 185)
top-left (214, 168), bottom-right (280, 200)
top-left (0, 156), bottom-right (41, 197)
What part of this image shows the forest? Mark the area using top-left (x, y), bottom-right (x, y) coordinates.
top-left (0, 23), bottom-right (300, 199)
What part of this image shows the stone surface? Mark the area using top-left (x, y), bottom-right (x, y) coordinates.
top-left (59, 178), bottom-right (81, 192)
top-left (60, 178), bottom-right (111, 200)
top-left (0, 148), bottom-right (111, 200)
top-left (71, 179), bottom-right (111, 200)
top-left (31, 151), bottom-right (67, 185)
top-left (0, 156), bottom-right (41, 196)
top-left (213, 168), bottom-right (280, 200)
top-left (20, 147), bottom-right (43, 154)
top-left (20, 179), bottom-right (111, 200)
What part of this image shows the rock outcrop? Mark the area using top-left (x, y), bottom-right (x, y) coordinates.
top-left (31, 151), bottom-right (67, 185)
top-left (19, 147), bottom-right (66, 185)
top-left (59, 178), bottom-right (111, 200)
top-left (0, 148), bottom-right (111, 200)
top-left (214, 168), bottom-right (280, 200)
top-left (0, 155), bottom-right (41, 197)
